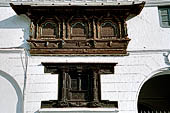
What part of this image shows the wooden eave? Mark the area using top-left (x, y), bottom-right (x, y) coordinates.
top-left (42, 62), bottom-right (117, 74)
top-left (10, 2), bottom-right (145, 21)
top-left (42, 62), bottom-right (117, 67)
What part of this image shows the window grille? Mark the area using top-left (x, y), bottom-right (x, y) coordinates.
top-left (159, 7), bottom-right (170, 28)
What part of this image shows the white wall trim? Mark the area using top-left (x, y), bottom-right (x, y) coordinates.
top-left (38, 108), bottom-right (118, 113)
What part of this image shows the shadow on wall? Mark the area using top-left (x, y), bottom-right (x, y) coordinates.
top-left (0, 70), bottom-right (23, 113)
top-left (0, 14), bottom-right (30, 49)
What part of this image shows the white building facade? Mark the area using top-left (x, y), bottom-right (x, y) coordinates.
top-left (0, 0), bottom-right (170, 113)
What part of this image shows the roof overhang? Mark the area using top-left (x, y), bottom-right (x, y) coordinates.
top-left (10, 1), bottom-right (145, 21)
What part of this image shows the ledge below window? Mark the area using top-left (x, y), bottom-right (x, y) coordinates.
top-left (27, 39), bottom-right (130, 55)
top-left (38, 108), bottom-right (119, 113)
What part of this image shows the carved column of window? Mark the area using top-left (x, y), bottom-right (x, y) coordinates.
top-left (124, 22), bottom-right (128, 37)
top-left (63, 20), bottom-right (66, 40)
top-left (90, 69), bottom-right (101, 107)
top-left (67, 21), bottom-right (71, 39)
top-left (30, 22), bottom-right (35, 39)
top-left (54, 17), bottom-right (61, 39)
top-left (118, 22), bottom-right (122, 39)
top-left (97, 21), bottom-right (101, 39)
top-left (67, 74), bottom-right (71, 100)
top-left (36, 24), bottom-right (39, 39)
top-left (88, 21), bottom-right (92, 38)
top-left (58, 22), bottom-right (61, 38)
top-left (93, 19), bottom-right (97, 39)
top-left (58, 69), bottom-right (69, 107)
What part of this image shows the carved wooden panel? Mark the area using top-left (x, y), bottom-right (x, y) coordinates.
top-left (71, 22), bottom-right (86, 36)
top-left (71, 79), bottom-right (78, 90)
top-left (42, 28), bottom-right (55, 35)
top-left (101, 22), bottom-right (118, 38)
top-left (42, 23), bottom-right (55, 36)
top-left (71, 91), bottom-right (88, 100)
top-left (69, 72), bottom-right (89, 101)
top-left (40, 21), bottom-right (58, 38)
top-left (70, 17), bottom-right (88, 40)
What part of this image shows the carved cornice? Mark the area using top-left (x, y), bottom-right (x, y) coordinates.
top-left (42, 62), bottom-right (117, 74)
top-left (10, 2), bottom-right (145, 21)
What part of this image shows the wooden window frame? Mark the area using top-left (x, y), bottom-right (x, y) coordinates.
top-left (41, 63), bottom-right (118, 108)
top-left (71, 22), bottom-right (86, 36)
top-left (159, 7), bottom-right (170, 28)
top-left (57, 68), bottom-right (99, 107)
top-left (40, 21), bottom-right (58, 39)
top-left (100, 21), bottom-right (119, 39)
top-left (69, 17), bottom-right (89, 40)
top-left (67, 71), bottom-right (91, 102)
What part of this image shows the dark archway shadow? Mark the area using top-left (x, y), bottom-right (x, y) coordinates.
top-left (0, 14), bottom-right (30, 49)
top-left (138, 75), bottom-right (170, 112)
top-left (0, 70), bottom-right (23, 113)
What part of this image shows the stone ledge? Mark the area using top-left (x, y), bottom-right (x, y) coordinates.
top-left (38, 108), bottom-right (119, 113)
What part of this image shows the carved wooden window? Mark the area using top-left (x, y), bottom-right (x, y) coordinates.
top-left (101, 21), bottom-right (118, 39)
top-left (68, 71), bottom-right (90, 101)
top-left (11, 2), bottom-right (145, 55)
top-left (70, 21), bottom-right (87, 40)
top-left (71, 22), bottom-right (86, 36)
top-left (40, 21), bottom-right (58, 39)
top-left (41, 63), bottom-right (118, 108)
top-left (57, 68), bottom-right (93, 107)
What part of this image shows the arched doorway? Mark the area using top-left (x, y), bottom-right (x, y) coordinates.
top-left (138, 75), bottom-right (170, 112)
top-left (0, 70), bottom-right (23, 113)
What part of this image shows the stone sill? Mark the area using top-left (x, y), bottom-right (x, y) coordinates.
top-left (38, 108), bottom-right (119, 113)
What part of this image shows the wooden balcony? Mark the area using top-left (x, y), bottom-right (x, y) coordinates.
top-left (11, 2), bottom-right (144, 55)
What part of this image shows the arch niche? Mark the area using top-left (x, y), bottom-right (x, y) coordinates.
top-left (138, 69), bottom-right (170, 112)
top-left (0, 70), bottom-right (23, 113)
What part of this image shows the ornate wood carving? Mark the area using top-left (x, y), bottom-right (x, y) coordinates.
top-left (41, 63), bottom-right (117, 108)
top-left (100, 21), bottom-right (118, 39)
top-left (10, 2), bottom-right (145, 55)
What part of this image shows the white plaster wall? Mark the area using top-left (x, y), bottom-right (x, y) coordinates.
top-left (0, 49), bottom-right (26, 113)
top-left (0, 50), bottom-right (168, 113)
top-left (24, 51), bottom-right (168, 113)
top-left (127, 6), bottom-right (170, 51)
top-left (0, 6), bottom-right (30, 49)
top-left (0, 75), bottom-right (18, 113)
top-left (0, 3), bottom-right (170, 113)
top-left (0, 50), bottom-right (26, 90)
top-left (0, 70), bottom-right (24, 113)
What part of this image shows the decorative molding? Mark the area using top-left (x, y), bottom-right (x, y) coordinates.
top-left (38, 108), bottom-right (119, 113)
top-left (1, 1), bottom-right (170, 7)
top-left (0, 48), bottom-right (25, 53)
